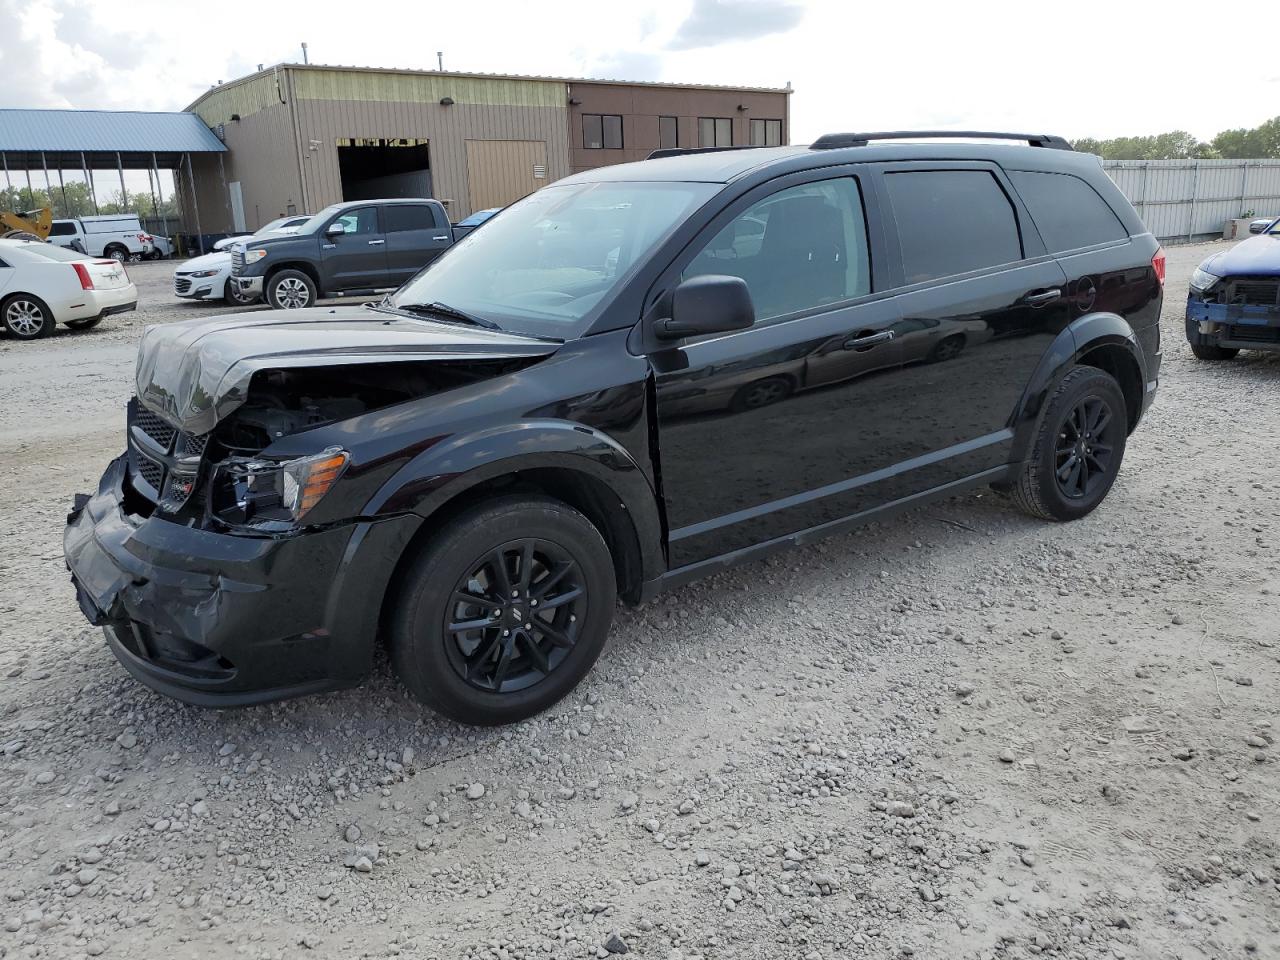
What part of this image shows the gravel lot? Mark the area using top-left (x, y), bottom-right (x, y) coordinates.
top-left (0, 246), bottom-right (1276, 960)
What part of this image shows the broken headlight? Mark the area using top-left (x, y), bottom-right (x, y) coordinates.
top-left (1190, 265), bottom-right (1220, 292)
top-left (210, 447), bottom-right (349, 530)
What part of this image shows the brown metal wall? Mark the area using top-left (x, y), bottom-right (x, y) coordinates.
top-left (292, 98), bottom-right (569, 221)
top-left (464, 140), bottom-right (550, 210)
top-left (566, 82), bottom-right (790, 173)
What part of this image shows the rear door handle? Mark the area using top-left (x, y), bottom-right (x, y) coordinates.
top-left (432, 235), bottom-right (450, 241)
top-left (843, 329), bottom-right (895, 351)
top-left (367, 239), bottom-right (386, 245)
top-left (1021, 288), bottom-right (1061, 307)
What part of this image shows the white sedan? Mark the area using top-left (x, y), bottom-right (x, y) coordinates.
top-left (174, 216), bottom-right (312, 304)
top-left (0, 239), bottom-right (137, 341)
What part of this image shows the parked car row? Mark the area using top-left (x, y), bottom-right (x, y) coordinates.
top-left (0, 238), bottom-right (136, 339)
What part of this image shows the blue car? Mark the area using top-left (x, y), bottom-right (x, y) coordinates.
top-left (1186, 217), bottom-right (1280, 359)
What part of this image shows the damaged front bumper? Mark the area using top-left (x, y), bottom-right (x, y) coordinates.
top-left (64, 455), bottom-right (419, 707)
top-left (1186, 299), bottom-right (1280, 351)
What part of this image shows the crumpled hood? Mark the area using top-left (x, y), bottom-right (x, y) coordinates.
top-left (174, 250), bottom-right (230, 273)
top-left (1206, 234), bottom-right (1280, 278)
top-left (135, 306), bottom-right (558, 435)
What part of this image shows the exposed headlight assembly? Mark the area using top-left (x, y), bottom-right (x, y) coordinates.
top-left (210, 447), bottom-right (349, 531)
top-left (1190, 265), bottom-right (1220, 291)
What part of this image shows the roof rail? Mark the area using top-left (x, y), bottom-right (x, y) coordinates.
top-left (646, 145), bottom-right (769, 160)
top-left (811, 131), bottom-right (1074, 151)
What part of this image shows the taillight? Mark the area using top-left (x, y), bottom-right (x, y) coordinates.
top-left (73, 263), bottom-right (94, 290)
top-left (139, 233), bottom-right (150, 242)
top-left (1152, 247), bottom-right (1166, 286)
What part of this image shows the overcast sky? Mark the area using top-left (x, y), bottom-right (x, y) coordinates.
top-left (1, 0), bottom-right (1278, 144)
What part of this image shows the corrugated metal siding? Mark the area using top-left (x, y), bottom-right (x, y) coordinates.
top-left (1102, 159), bottom-right (1280, 241)
top-left (0, 109), bottom-right (225, 152)
top-left (465, 140), bottom-right (549, 210)
top-left (189, 73), bottom-right (285, 125)
top-left (294, 98), bottom-right (570, 220)
top-left (292, 69), bottom-right (565, 108)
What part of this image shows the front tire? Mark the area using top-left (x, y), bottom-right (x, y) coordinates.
top-left (224, 279), bottom-right (258, 306)
top-left (1011, 366), bottom-right (1127, 522)
top-left (390, 496), bottom-right (616, 725)
top-left (1, 294), bottom-right (55, 340)
top-left (1189, 342), bottom-right (1239, 362)
top-left (266, 270), bottom-right (316, 310)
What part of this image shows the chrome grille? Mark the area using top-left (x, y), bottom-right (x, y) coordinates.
top-left (173, 275), bottom-right (193, 295)
top-left (230, 247), bottom-right (245, 276)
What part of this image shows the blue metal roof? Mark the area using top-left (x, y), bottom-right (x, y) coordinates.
top-left (0, 109), bottom-right (226, 153)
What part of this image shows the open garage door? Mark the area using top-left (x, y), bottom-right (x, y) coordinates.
top-left (338, 139), bottom-right (433, 201)
top-left (465, 140), bottom-right (548, 213)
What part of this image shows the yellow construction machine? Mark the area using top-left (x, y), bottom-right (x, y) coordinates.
top-left (0, 207), bottom-right (52, 241)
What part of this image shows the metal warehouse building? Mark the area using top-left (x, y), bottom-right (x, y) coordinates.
top-left (186, 64), bottom-right (791, 232)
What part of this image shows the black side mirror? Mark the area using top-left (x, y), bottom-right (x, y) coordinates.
top-left (653, 275), bottom-right (755, 340)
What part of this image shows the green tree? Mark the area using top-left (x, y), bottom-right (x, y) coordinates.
top-left (1076, 116), bottom-right (1280, 160)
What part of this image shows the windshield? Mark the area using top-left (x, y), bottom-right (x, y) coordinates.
top-left (1267, 218), bottom-right (1280, 235)
top-left (256, 216), bottom-right (301, 235)
top-left (389, 181), bottom-right (717, 338)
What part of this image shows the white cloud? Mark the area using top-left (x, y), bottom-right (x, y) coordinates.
top-left (668, 0), bottom-right (804, 50)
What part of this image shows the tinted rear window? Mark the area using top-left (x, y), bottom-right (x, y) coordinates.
top-left (384, 205), bottom-right (438, 232)
top-left (1010, 171), bottom-right (1127, 252)
top-left (48, 222), bottom-right (77, 237)
top-left (885, 171), bottom-right (1022, 284)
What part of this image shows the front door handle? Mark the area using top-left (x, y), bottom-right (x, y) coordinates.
top-left (843, 329), bottom-right (895, 351)
top-left (1021, 288), bottom-right (1061, 307)
top-left (432, 235), bottom-right (450, 241)
top-left (367, 239), bottom-right (386, 245)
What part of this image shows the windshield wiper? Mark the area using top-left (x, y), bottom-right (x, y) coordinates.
top-left (396, 300), bottom-right (503, 330)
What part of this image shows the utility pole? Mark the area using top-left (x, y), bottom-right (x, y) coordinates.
top-left (301, 42), bottom-right (309, 64)
top-left (437, 51), bottom-right (443, 71)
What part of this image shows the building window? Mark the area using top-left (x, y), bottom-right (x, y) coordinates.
top-left (583, 114), bottom-right (623, 149)
top-left (659, 116), bottom-right (679, 150)
top-left (699, 117), bottom-right (733, 147)
top-left (750, 119), bottom-right (783, 146)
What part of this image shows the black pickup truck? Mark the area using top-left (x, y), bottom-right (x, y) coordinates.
top-left (231, 199), bottom-right (454, 309)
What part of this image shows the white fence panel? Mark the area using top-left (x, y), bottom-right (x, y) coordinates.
top-left (1100, 159), bottom-right (1280, 242)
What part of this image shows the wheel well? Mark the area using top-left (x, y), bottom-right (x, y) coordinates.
top-left (377, 468), bottom-right (647, 641)
top-left (1077, 343), bottom-right (1142, 432)
top-left (265, 262), bottom-right (321, 291)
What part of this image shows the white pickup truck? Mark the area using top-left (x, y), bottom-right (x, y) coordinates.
top-left (47, 215), bottom-right (150, 262)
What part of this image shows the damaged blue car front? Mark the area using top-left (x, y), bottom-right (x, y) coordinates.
top-left (1186, 217), bottom-right (1280, 360)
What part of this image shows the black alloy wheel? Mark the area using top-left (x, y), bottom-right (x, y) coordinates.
top-left (444, 539), bottom-right (586, 694)
top-left (1053, 395), bottom-right (1116, 501)
top-left (390, 495), bottom-right (616, 725)
top-left (1010, 365), bottom-right (1128, 522)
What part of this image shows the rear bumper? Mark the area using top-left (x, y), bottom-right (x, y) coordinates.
top-left (65, 288), bottom-right (137, 322)
top-left (64, 455), bottom-right (419, 707)
top-left (1186, 299), bottom-right (1280, 351)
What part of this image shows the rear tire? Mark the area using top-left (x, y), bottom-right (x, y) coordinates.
top-left (1189, 342), bottom-right (1239, 361)
top-left (1, 294), bottom-right (55, 340)
top-left (390, 496), bottom-right (616, 726)
top-left (104, 245), bottom-right (128, 263)
top-left (266, 269), bottom-right (316, 310)
top-left (1011, 366), bottom-right (1127, 522)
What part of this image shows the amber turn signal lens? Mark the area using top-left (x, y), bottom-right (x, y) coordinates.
top-left (297, 451), bottom-right (349, 518)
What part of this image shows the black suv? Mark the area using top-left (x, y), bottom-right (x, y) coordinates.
top-left (231, 198), bottom-right (454, 309)
top-left (65, 132), bottom-right (1163, 725)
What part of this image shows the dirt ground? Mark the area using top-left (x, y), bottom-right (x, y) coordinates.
top-left (0, 245), bottom-right (1275, 960)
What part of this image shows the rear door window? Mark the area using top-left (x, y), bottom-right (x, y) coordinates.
top-left (884, 170), bottom-right (1023, 284)
top-left (384, 205), bottom-right (436, 232)
top-left (1009, 170), bottom-right (1127, 252)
